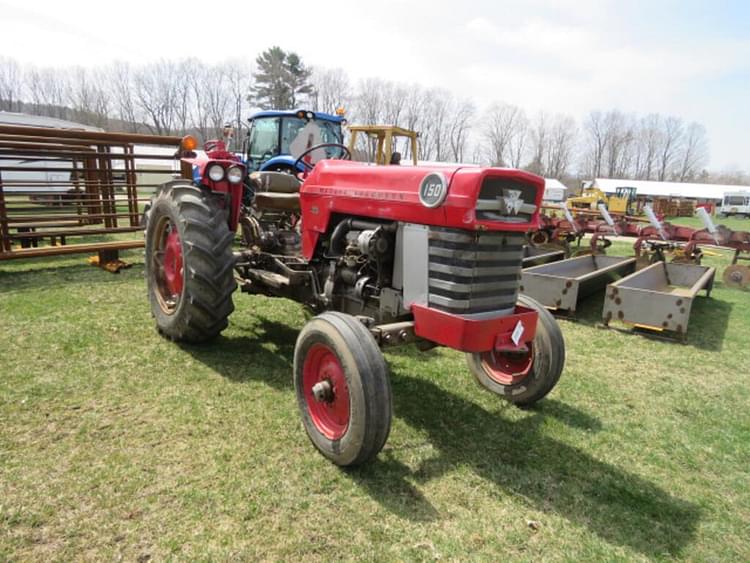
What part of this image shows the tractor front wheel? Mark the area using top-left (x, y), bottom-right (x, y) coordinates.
top-left (294, 312), bottom-right (392, 466)
top-left (145, 182), bottom-right (236, 343)
top-left (466, 294), bottom-right (565, 407)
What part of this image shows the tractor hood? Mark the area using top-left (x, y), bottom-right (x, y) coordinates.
top-left (299, 160), bottom-right (544, 259)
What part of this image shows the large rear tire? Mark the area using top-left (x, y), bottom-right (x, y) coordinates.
top-left (144, 182), bottom-right (236, 343)
top-left (466, 294), bottom-right (565, 407)
top-left (294, 312), bottom-right (392, 466)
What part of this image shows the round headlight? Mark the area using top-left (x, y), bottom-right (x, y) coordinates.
top-left (227, 166), bottom-right (243, 184)
top-left (207, 164), bottom-right (224, 182)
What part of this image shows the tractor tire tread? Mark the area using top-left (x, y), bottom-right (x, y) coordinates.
top-left (145, 182), bottom-right (236, 343)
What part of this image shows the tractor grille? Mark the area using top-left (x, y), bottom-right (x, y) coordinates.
top-left (475, 177), bottom-right (538, 223)
top-left (428, 227), bottom-right (524, 316)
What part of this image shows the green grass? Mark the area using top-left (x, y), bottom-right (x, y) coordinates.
top-left (1, 245), bottom-right (749, 561)
top-left (667, 214), bottom-right (750, 231)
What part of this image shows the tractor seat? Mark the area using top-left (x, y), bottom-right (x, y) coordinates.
top-left (254, 192), bottom-right (300, 212)
top-left (249, 171), bottom-right (301, 194)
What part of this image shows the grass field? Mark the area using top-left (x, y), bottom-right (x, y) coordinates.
top-left (1, 227), bottom-right (749, 560)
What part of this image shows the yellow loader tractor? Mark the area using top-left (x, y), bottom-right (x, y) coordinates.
top-left (347, 125), bottom-right (419, 166)
top-left (567, 186), bottom-right (637, 215)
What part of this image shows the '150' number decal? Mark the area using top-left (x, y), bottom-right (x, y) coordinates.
top-left (419, 172), bottom-right (448, 208)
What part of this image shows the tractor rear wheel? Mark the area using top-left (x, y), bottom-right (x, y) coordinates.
top-left (294, 312), bottom-right (392, 466)
top-left (144, 181), bottom-right (236, 343)
top-left (466, 294), bottom-right (565, 407)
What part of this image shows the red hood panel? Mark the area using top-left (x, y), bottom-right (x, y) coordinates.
top-left (299, 160), bottom-right (544, 259)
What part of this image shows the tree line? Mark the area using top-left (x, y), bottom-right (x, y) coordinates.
top-left (1, 48), bottom-right (745, 185)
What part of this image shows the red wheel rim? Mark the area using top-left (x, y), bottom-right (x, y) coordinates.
top-left (302, 343), bottom-right (350, 440)
top-left (480, 345), bottom-right (534, 385)
top-left (152, 217), bottom-right (184, 313)
top-left (163, 227), bottom-right (184, 296)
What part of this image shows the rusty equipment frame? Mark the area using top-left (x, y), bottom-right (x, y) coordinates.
top-left (602, 262), bottom-right (715, 341)
top-left (0, 124), bottom-right (189, 262)
top-left (521, 255), bottom-right (637, 314)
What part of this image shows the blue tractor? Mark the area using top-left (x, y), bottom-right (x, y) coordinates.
top-left (244, 109), bottom-right (347, 174)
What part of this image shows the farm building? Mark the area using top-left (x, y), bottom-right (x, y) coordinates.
top-left (0, 111), bottom-right (180, 193)
top-left (544, 178), bottom-right (568, 202)
top-left (591, 178), bottom-right (750, 216)
top-left (592, 178), bottom-right (749, 202)
top-left (0, 110), bottom-right (102, 132)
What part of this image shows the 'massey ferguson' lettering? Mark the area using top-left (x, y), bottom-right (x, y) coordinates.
top-left (316, 187), bottom-right (407, 201)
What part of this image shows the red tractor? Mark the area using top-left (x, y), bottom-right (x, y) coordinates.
top-left (144, 132), bottom-right (565, 466)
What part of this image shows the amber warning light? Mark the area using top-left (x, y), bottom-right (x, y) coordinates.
top-left (181, 135), bottom-right (198, 152)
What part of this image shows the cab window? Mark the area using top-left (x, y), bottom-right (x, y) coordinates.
top-left (248, 118), bottom-right (280, 160)
top-left (724, 196), bottom-right (747, 205)
top-left (280, 117), bottom-right (344, 158)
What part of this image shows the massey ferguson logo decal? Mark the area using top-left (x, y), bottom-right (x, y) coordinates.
top-left (476, 188), bottom-right (537, 216)
top-left (419, 172), bottom-right (448, 208)
top-left (498, 189), bottom-right (524, 215)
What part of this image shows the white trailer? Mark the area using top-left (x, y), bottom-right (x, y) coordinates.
top-left (718, 191), bottom-right (750, 217)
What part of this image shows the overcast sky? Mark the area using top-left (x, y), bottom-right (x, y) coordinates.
top-left (1, 0), bottom-right (747, 171)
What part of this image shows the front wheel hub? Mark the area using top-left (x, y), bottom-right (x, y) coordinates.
top-left (152, 216), bottom-right (184, 313)
top-left (311, 380), bottom-right (334, 403)
top-left (481, 346), bottom-right (534, 385)
top-left (302, 344), bottom-right (350, 440)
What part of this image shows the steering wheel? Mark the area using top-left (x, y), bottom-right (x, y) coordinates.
top-left (293, 143), bottom-right (351, 171)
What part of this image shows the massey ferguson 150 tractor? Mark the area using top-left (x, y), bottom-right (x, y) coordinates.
top-left (144, 125), bottom-right (565, 466)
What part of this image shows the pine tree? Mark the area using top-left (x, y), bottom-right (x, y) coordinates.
top-left (285, 52), bottom-right (313, 108)
top-left (250, 47), bottom-right (313, 110)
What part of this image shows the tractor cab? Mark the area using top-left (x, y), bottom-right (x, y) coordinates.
top-left (244, 109), bottom-right (347, 173)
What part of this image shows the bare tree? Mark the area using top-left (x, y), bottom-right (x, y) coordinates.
top-left (657, 116), bottom-right (683, 181)
top-left (677, 122), bottom-right (709, 181)
top-left (67, 67), bottom-right (110, 128)
top-left (527, 111), bottom-right (548, 175)
top-left (633, 114), bottom-right (661, 180)
top-left (353, 78), bottom-right (385, 125)
top-left (583, 111), bottom-right (606, 178)
top-left (602, 111), bottom-right (635, 178)
top-left (508, 114), bottom-right (529, 168)
top-left (483, 102), bottom-right (526, 166)
top-left (310, 67), bottom-right (351, 114)
top-left (0, 55), bottom-right (720, 184)
top-left (188, 61), bottom-right (211, 141)
top-left (382, 82), bottom-right (408, 126)
top-left (546, 115), bottom-right (577, 178)
top-left (107, 62), bottom-right (139, 132)
top-left (425, 89), bottom-right (453, 161)
top-left (448, 98), bottom-right (475, 162)
top-left (25, 66), bottom-right (70, 119)
top-left (400, 86), bottom-right (429, 161)
top-left (223, 60), bottom-right (253, 147)
top-left (527, 112), bottom-right (576, 178)
top-left (134, 61), bottom-right (181, 135)
top-left (0, 57), bottom-right (22, 111)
